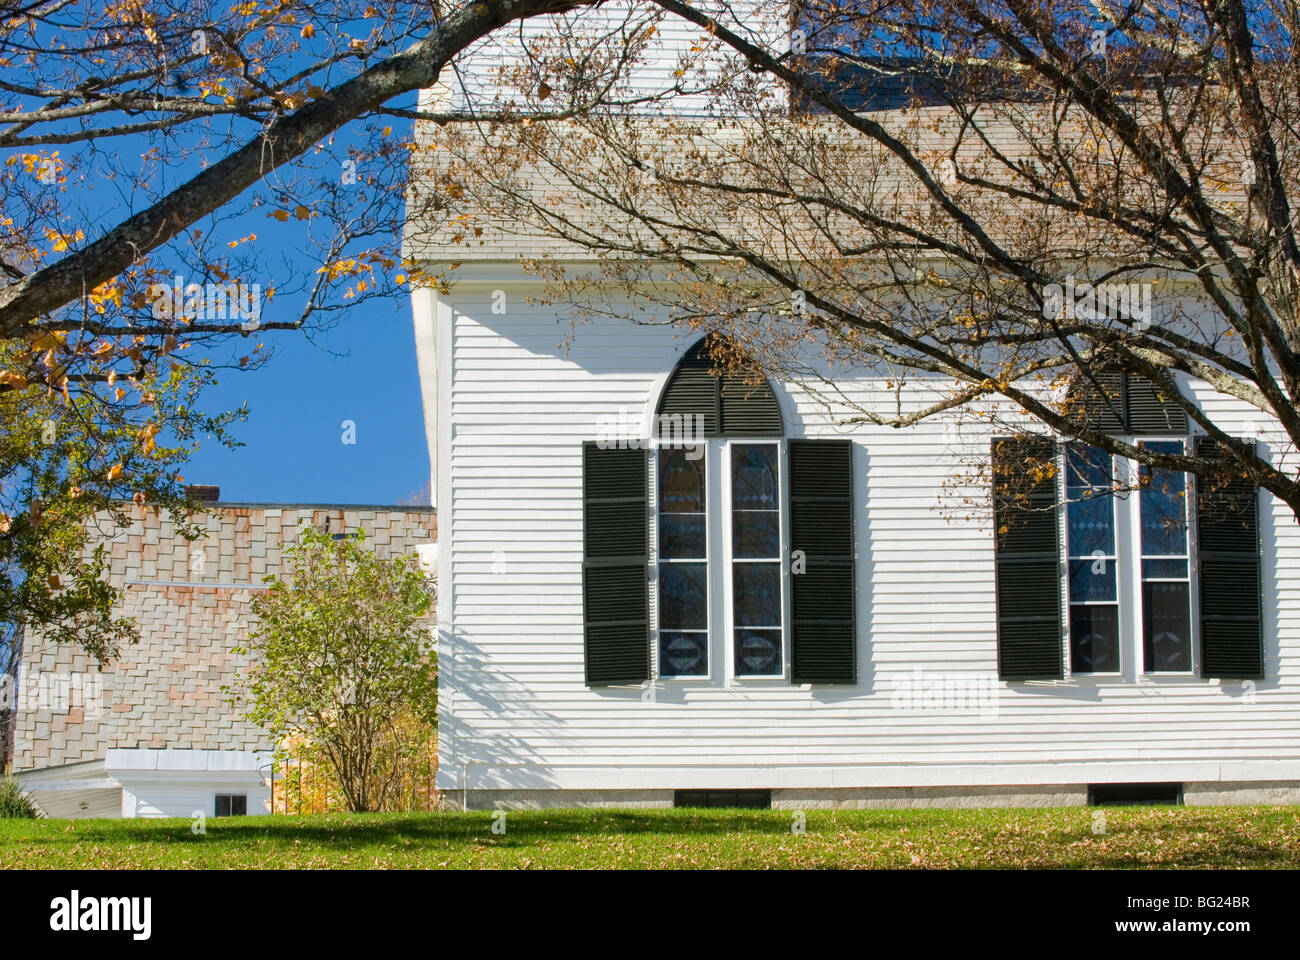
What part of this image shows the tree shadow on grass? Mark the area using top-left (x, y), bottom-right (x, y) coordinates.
top-left (7, 807), bottom-right (1298, 869)
top-left (234, 808), bottom-right (805, 847)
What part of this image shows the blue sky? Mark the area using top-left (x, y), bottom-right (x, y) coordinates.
top-left (0, 10), bottom-right (435, 508)
top-left (178, 291), bottom-right (430, 505)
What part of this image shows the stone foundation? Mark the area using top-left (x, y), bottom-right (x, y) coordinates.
top-left (770, 784), bottom-right (1088, 809)
top-left (442, 781), bottom-right (1300, 811)
top-left (439, 789), bottom-right (676, 811)
top-left (1182, 780), bottom-right (1300, 806)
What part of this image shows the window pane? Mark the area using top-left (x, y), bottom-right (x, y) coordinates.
top-left (733, 562), bottom-right (781, 626)
top-left (658, 446), bottom-right (708, 673)
top-left (660, 631), bottom-right (708, 676)
top-left (732, 444), bottom-right (779, 510)
top-left (1138, 440), bottom-right (1192, 673)
top-left (735, 628), bottom-right (782, 675)
top-left (1139, 440), bottom-right (1188, 556)
top-left (215, 795), bottom-right (231, 817)
top-left (1070, 604), bottom-right (1120, 673)
top-left (1067, 444), bottom-right (1111, 489)
top-left (733, 510), bottom-right (779, 558)
top-left (1065, 445), bottom-right (1120, 675)
top-left (730, 443), bottom-right (783, 675)
top-left (1144, 581), bottom-right (1192, 672)
top-left (1068, 558), bottom-right (1117, 603)
top-left (660, 562), bottom-right (707, 629)
top-left (659, 448), bottom-right (706, 512)
top-left (660, 514), bottom-right (706, 557)
top-left (1067, 496), bottom-right (1115, 556)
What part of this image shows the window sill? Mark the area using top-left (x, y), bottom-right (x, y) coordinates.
top-left (1050, 673), bottom-right (1208, 685)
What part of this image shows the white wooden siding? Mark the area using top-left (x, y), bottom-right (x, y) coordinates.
top-left (437, 1), bottom-right (788, 116)
top-left (434, 278), bottom-right (1300, 792)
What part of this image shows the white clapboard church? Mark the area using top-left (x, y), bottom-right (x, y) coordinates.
top-left (407, 2), bottom-right (1300, 809)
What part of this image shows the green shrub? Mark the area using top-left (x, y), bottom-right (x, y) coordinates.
top-left (0, 777), bottom-right (37, 818)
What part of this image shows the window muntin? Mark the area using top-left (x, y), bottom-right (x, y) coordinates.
top-left (731, 443), bottom-right (783, 676)
top-left (1066, 444), bottom-right (1120, 674)
top-left (1139, 439), bottom-right (1192, 673)
top-left (658, 448), bottom-right (708, 676)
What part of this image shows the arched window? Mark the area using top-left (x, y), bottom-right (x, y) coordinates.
top-left (580, 339), bottom-right (857, 688)
top-left (654, 337), bottom-right (788, 679)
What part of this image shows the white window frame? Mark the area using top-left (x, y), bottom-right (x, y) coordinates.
top-left (652, 440), bottom-right (713, 681)
top-left (1131, 437), bottom-right (1199, 678)
top-left (723, 439), bottom-right (789, 682)
top-left (1063, 437), bottom-right (1199, 682)
top-left (1063, 444), bottom-right (1123, 677)
top-left (652, 438), bottom-right (791, 684)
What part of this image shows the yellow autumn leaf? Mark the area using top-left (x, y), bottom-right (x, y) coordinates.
top-left (294, 205), bottom-right (310, 220)
top-left (270, 209), bottom-right (290, 222)
top-left (301, 24), bottom-right (315, 38)
top-left (106, 463), bottom-right (123, 481)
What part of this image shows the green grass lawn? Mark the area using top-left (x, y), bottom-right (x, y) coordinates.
top-left (2, 805), bottom-right (1298, 869)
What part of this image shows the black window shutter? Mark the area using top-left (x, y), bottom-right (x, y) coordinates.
top-left (656, 339), bottom-right (783, 437)
top-left (1126, 376), bottom-right (1188, 434)
top-left (719, 375), bottom-right (783, 436)
top-left (788, 439), bottom-right (856, 683)
top-left (658, 354), bottom-right (719, 436)
top-left (1071, 370), bottom-right (1187, 435)
top-left (1195, 436), bottom-right (1264, 679)
top-left (992, 436), bottom-right (1064, 680)
top-left (583, 443), bottom-right (650, 685)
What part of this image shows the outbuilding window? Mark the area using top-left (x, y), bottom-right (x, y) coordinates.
top-left (215, 794), bottom-right (247, 816)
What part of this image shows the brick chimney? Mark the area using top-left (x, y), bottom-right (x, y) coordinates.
top-left (185, 484), bottom-right (220, 503)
